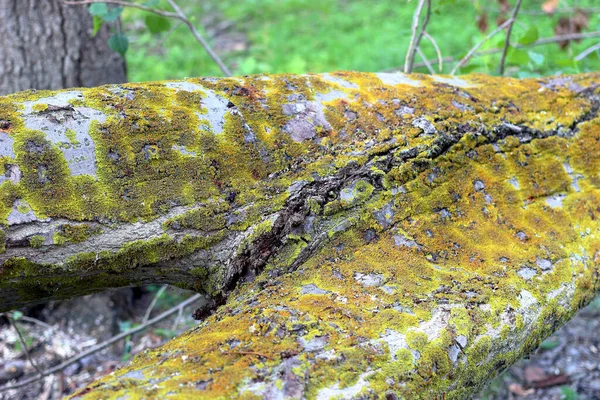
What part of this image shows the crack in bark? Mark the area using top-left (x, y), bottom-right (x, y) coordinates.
top-left (222, 88), bottom-right (600, 307)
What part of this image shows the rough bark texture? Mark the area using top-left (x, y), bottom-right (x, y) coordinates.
top-left (0, 0), bottom-right (127, 96)
top-left (0, 72), bottom-right (599, 399)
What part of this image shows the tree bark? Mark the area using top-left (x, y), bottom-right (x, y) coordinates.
top-left (0, 0), bottom-right (127, 96)
top-left (0, 72), bottom-right (599, 398)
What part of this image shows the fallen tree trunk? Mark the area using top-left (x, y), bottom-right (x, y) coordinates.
top-left (0, 71), bottom-right (599, 398)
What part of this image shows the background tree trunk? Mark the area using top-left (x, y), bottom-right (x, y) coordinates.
top-left (0, 0), bottom-right (127, 96)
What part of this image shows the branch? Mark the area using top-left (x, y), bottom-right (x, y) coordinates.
top-left (422, 31), bottom-right (443, 72)
top-left (575, 42), bottom-right (600, 62)
top-left (404, 30), bottom-right (600, 73)
top-left (404, 0), bottom-right (432, 73)
top-left (0, 293), bottom-right (203, 393)
top-left (63, 0), bottom-right (180, 19)
top-left (142, 285), bottom-right (167, 323)
top-left (164, 0), bottom-right (232, 77)
top-left (1, 72), bottom-right (600, 398)
top-left (499, 0), bottom-right (524, 75)
top-left (451, 18), bottom-right (513, 75)
top-left (5, 315), bottom-right (43, 375)
top-left (64, 0), bottom-right (232, 77)
top-left (417, 47), bottom-right (435, 74)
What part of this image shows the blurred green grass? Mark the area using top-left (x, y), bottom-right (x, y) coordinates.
top-left (122, 0), bottom-right (600, 82)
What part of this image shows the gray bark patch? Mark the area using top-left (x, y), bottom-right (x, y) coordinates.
top-left (355, 272), bottom-right (385, 287)
top-left (412, 117), bottom-right (437, 135)
top-left (375, 72), bottom-right (421, 87)
top-left (22, 101), bottom-right (105, 178)
top-left (517, 266), bottom-right (537, 280)
top-left (0, 132), bottom-right (15, 158)
top-left (301, 284), bottom-right (330, 295)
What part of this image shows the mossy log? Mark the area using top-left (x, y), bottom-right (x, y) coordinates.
top-left (0, 71), bottom-right (599, 399)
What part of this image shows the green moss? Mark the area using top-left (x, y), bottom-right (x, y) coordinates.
top-left (29, 235), bottom-right (46, 248)
top-left (32, 103), bottom-right (48, 112)
top-left (65, 128), bottom-right (79, 144)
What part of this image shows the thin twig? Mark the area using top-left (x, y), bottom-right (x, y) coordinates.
top-left (165, 0), bottom-right (232, 76)
top-left (392, 30), bottom-right (600, 72)
top-left (64, 0), bottom-right (232, 77)
top-left (451, 18), bottom-right (513, 75)
top-left (171, 306), bottom-right (184, 332)
top-left (575, 43), bottom-right (600, 62)
top-left (417, 47), bottom-right (435, 74)
top-left (143, 285), bottom-right (167, 324)
top-left (498, 0), bottom-right (524, 75)
top-left (63, 0), bottom-right (180, 19)
top-left (484, 6), bottom-right (600, 15)
top-left (404, 0), bottom-right (432, 73)
top-left (5, 315), bottom-right (43, 375)
top-left (0, 293), bottom-right (204, 393)
top-left (422, 31), bottom-right (443, 72)
top-left (17, 315), bottom-right (54, 330)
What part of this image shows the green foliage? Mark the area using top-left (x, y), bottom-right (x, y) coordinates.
top-left (108, 33), bottom-right (129, 56)
top-left (119, 0), bottom-right (600, 81)
top-left (87, 3), bottom-right (127, 53)
top-left (539, 338), bottom-right (560, 350)
top-left (560, 386), bottom-right (579, 400)
top-left (145, 14), bottom-right (171, 34)
top-left (88, 3), bottom-right (108, 17)
top-left (518, 25), bottom-right (539, 46)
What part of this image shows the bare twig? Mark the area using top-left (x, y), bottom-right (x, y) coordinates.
top-left (63, 0), bottom-right (180, 19)
top-left (527, 30), bottom-right (600, 46)
top-left (417, 47), bottom-right (435, 74)
top-left (498, 0), bottom-right (524, 75)
top-left (0, 293), bottom-right (204, 393)
top-left (64, 0), bottom-right (232, 77)
top-left (171, 305), bottom-right (184, 332)
top-left (5, 315), bottom-right (43, 375)
top-left (423, 31), bottom-right (443, 72)
top-left (451, 18), bottom-right (513, 75)
top-left (143, 285), bottom-right (167, 323)
top-left (484, 6), bottom-right (600, 15)
top-left (404, 0), bottom-right (432, 73)
top-left (17, 315), bottom-right (54, 330)
top-left (575, 43), bottom-right (600, 62)
top-left (165, 0), bottom-right (232, 76)
top-left (392, 30), bottom-right (600, 73)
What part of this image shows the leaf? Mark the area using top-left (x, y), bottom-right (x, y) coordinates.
top-left (145, 14), bottom-right (172, 34)
top-left (524, 366), bottom-right (548, 384)
top-left (539, 337), bottom-right (560, 350)
top-left (476, 13), bottom-right (488, 33)
top-left (560, 386), bottom-right (578, 400)
top-left (528, 51), bottom-right (545, 66)
top-left (507, 47), bottom-right (529, 66)
top-left (12, 311), bottom-right (23, 321)
top-left (143, 0), bottom-right (160, 5)
top-left (108, 33), bottom-right (129, 56)
top-left (92, 15), bottom-right (104, 36)
top-left (88, 3), bottom-right (108, 17)
top-left (103, 6), bottom-right (124, 22)
top-left (519, 25), bottom-right (539, 45)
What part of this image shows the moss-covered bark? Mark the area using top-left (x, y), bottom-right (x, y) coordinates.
top-left (0, 72), bottom-right (599, 398)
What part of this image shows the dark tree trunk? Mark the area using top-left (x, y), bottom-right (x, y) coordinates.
top-left (0, 0), bottom-right (127, 95)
